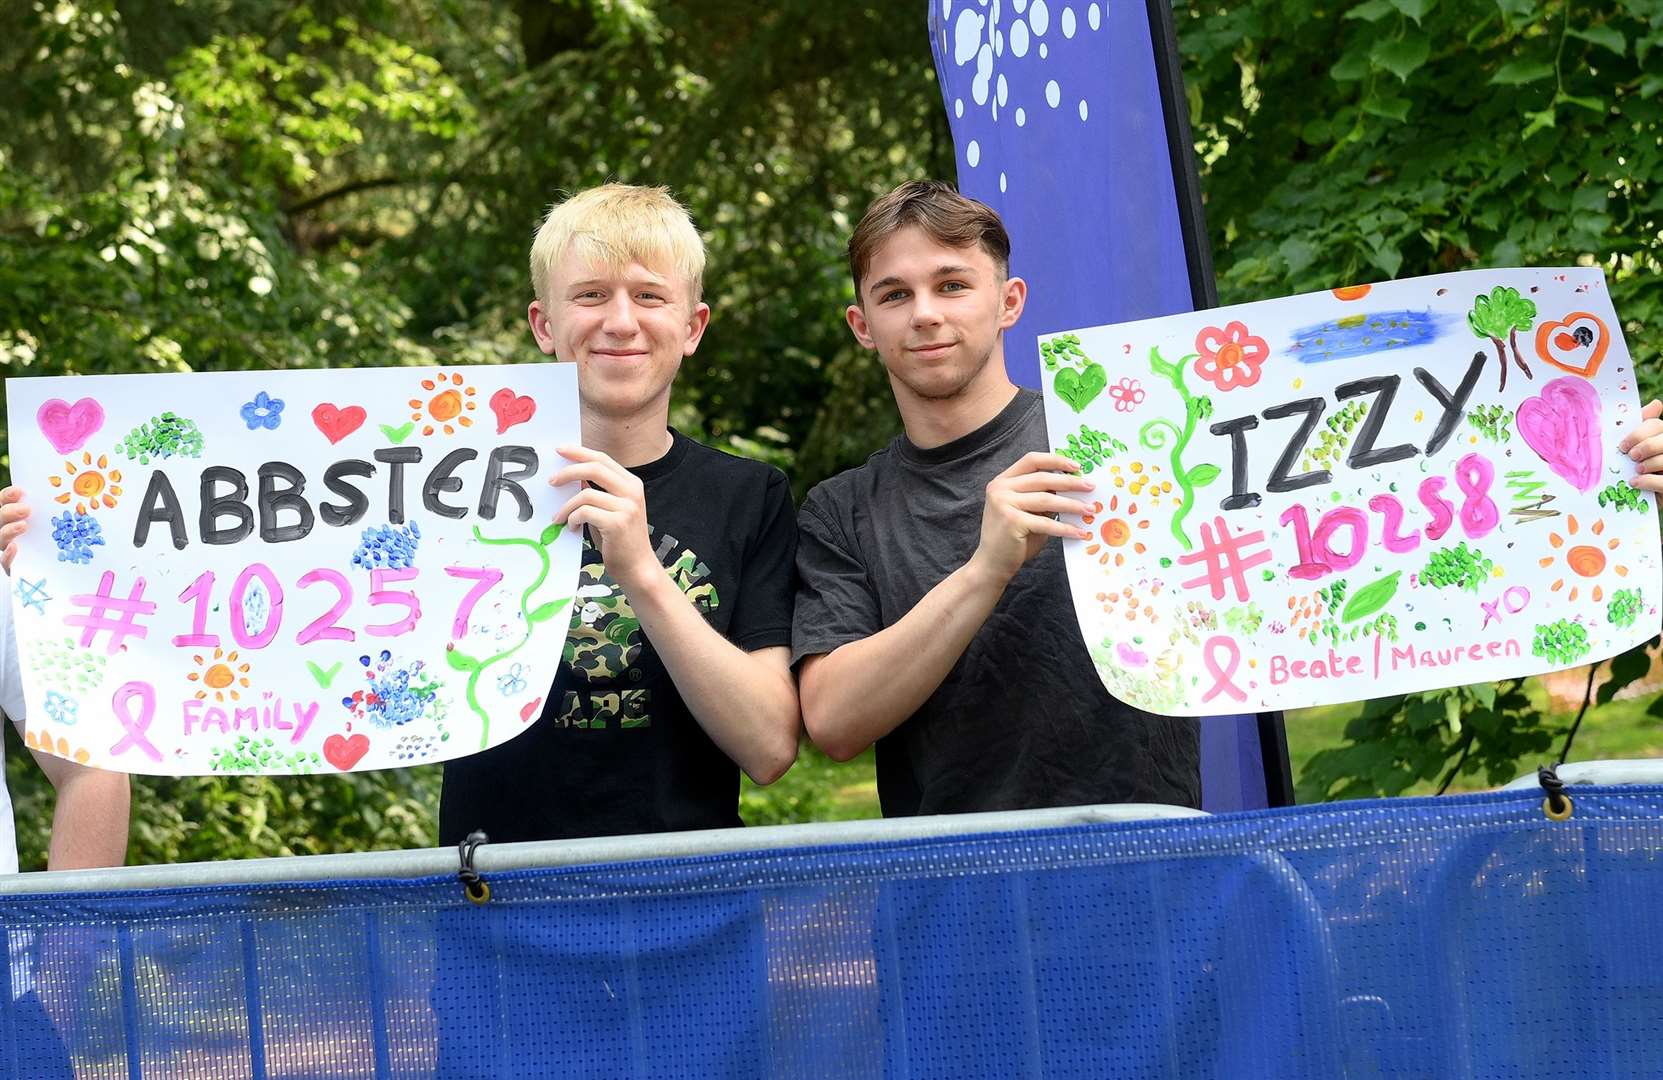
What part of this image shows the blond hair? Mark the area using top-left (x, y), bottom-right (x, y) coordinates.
top-left (529, 184), bottom-right (706, 306)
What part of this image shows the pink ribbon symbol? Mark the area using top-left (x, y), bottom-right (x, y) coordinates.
top-left (1201, 635), bottom-right (1248, 704)
top-left (109, 681), bottom-right (161, 762)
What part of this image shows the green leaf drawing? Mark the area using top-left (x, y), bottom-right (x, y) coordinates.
top-left (540, 521), bottom-right (565, 547)
top-left (446, 646), bottom-right (480, 673)
top-left (1188, 463), bottom-right (1222, 487)
top-left (1341, 571), bottom-right (1402, 623)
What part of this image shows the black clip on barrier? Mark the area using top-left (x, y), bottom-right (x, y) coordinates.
top-left (1538, 763), bottom-right (1573, 822)
top-left (458, 830), bottom-right (491, 905)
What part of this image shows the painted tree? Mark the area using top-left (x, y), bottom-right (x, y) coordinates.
top-left (1468, 286), bottom-right (1537, 391)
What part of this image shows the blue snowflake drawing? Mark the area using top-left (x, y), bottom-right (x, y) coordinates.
top-left (496, 663), bottom-right (528, 697)
top-left (352, 521), bottom-right (421, 571)
top-left (43, 691), bottom-right (78, 727)
top-left (240, 391), bottom-right (284, 431)
top-left (50, 511), bottom-right (105, 564)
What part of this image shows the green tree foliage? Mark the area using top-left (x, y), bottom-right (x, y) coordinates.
top-left (1, 0), bottom-right (1657, 864)
top-left (1178, 0), bottom-right (1663, 394)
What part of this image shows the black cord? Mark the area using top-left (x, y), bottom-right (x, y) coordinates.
top-left (1557, 662), bottom-right (1599, 765)
top-left (1435, 726), bottom-right (1477, 795)
top-left (1538, 763), bottom-right (1570, 817)
top-left (458, 830), bottom-right (489, 902)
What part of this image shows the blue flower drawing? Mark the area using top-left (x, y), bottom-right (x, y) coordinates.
top-left (240, 391), bottom-right (284, 431)
top-left (44, 691), bottom-right (78, 727)
top-left (51, 511), bottom-right (104, 564)
top-left (496, 663), bottom-right (528, 697)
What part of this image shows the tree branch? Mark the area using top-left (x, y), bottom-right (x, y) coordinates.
top-left (283, 175), bottom-right (410, 216)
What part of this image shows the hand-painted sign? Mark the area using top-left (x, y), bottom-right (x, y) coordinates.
top-left (1043, 268), bottom-right (1660, 716)
top-left (6, 364), bottom-right (582, 774)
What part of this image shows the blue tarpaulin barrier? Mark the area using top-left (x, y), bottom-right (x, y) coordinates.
top-left (2, 788), bottom-right (1660, 1077)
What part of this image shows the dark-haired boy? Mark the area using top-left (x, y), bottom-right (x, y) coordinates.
top-left (793, 180), bottom-right (1200, 816)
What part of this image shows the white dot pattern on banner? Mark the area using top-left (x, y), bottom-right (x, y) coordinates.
top-left (1000, 172), bottom-right (1008, 192)
top-left (944, 0), bottom-right (1102, 175)
top-left (968, 140), bottom-right (981, 167)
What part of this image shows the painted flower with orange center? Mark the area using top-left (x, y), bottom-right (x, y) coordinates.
top-left (48, 452), bottom-right (122, 515)
top-left (1193, 321), bottom-right (1269, 392)
top-left (1080, 495), bottom-right (1152, 567)
top-left (188, 648), bottom-right (252, 703)
top-left (410, 371), bottom-right (478, 436)
top-left (1539, 515), bottom-right (1626, 602)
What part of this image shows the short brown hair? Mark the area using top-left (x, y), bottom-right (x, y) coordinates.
top-left (846, 180), bottom-right (1011, 300)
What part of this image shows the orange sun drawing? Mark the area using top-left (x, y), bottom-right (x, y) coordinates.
top-left (1539, 515), bottom-right (1626, 601)
top-left (410, 371), bottom-right (478, 436)
top-left (188, 648), bottom-right (252, 703)
top-left (1081, 495), bottom-right (1152, 567)
top-left (48, 452), bottom-right (122, 514)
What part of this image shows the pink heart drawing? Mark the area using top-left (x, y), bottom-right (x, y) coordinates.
top-left (489, 388), bottom-right (537, 435)
top-left (37, 398), bottom-right (105, 454)
top-left (519, 696), bottom-right (544, 723)
top-left (1516, 377), bottom-right (1603, 493)
top-left (323, 732), bottom-right (370, 771)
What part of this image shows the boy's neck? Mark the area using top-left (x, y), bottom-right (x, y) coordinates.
top-left (580, 405), bottom-right (675, 468)
top-left (898, 368), bottom-right (1021, 451)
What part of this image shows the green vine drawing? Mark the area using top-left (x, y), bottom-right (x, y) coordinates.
top-left (446, 522), bottom-right (572, 748)
top-left (1141, 347), bottom-right (1218, 551)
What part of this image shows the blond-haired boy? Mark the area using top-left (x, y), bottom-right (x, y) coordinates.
top-left (440, 183), bottom-right (800, 842)
top-left (435, 183), bottom-right (798, 842)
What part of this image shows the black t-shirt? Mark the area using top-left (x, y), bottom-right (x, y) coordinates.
top-left (792, 390), bottom-right (1200, 817)
top-left (440, 431), bottom-right (796, 845)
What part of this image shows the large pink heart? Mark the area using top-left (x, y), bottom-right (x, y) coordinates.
top-left (37, 398), bottom-right (105, 454)
top-left (1516, 377), bottom-right (1602, 493)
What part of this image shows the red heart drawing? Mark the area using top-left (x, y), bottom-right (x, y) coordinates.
top-left (520, 697), bottom-right (544, 723)
top-left (489, 388), bottom-right (537, 435)
top-left (323, 732), bottom-right (370, 771)
top-left (36, 398), bottom-right (106, 454)
top-left (312, 403), bottom-right (367, 444)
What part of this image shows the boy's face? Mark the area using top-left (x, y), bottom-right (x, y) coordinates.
top-left (528, 249), bottom-right (710, 420)
top-left (846, 225), bottom-right (1024, 404)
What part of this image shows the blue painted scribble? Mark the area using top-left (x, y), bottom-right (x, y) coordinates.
top-left (352, 521), bottom-right (421, 570)
top-left (1288, 310), bottom-right (1451, 363)
top-left (341, 650), bottom-right (439, 728)
top-left (51, 511), bottom-right (104, 564)
top-left (16, 578), bottom-right (50, 614)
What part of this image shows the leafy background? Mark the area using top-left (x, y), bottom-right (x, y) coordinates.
top-left (2, 0), bottom-right (1658, 867)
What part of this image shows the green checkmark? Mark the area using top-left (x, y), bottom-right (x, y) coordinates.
top-left (380, 421), bottom-right (416, 444)
top-left (307, 661), bottom-right (344, 688)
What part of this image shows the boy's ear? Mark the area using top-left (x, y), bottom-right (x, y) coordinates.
top-left (527, 300), bottom-right (558, 356)
top-left (998, 276), bottom-right (1028, 331)
top-left (846, 302), bottom-right (878, 350)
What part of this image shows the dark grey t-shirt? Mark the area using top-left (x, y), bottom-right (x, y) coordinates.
top-left (793, 389), bottom-right (1201, 817)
